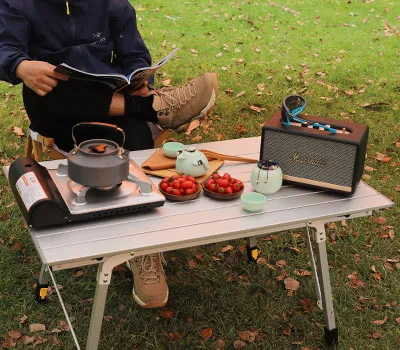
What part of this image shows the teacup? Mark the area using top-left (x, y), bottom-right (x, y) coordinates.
top-left (250, 160), bottom-right (283, 194)
top-left (163, 142), bottom-right (184, 158)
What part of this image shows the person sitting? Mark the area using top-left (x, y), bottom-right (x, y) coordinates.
top-left (0, 0), bottom-right (218, 308)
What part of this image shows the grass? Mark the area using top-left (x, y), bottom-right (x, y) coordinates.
top-left (0, 0), bottom-right (399, 348)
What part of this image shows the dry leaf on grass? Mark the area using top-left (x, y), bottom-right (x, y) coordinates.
top-left (372, 316), bottom-right (388, 325)
top-left (157, 308), bottom-right (175, 319)
top-left (185, 119), bottom-right (200, 135)
top-left (200, 327), bottom-right (213, 340)
top-left (375, 217), bottom-right (387, 225)
top-left (29, 323), bottom-right (46, 332)
top-left (284, 277), bottom-right (300, 295)
top-left (233, 340), bottom-right (247, 349)
top-left (9, 126), bottom-right (25, 138)
top-left (161, 79), bottom-right (172, 87)
top-left (221, 245), bottom-right (233, 253)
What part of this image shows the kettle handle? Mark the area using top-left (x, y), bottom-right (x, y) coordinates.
top-left (72, 122), bottom-right (126, 147)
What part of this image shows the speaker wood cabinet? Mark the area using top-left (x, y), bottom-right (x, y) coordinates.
top-left (261, 112), bottom-right (369, 194)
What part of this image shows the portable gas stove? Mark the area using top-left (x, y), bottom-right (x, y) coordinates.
top-left (8, 157), bottom-right (165, 229)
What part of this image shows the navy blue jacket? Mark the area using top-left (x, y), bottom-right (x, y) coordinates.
top-left (0, 0), bottom-right (152, 85)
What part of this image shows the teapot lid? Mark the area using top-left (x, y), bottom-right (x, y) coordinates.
top-left (180, 146), bottom-right (203, 157)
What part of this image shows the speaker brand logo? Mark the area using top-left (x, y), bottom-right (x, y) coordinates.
top-left (291, 152), bottom-right (327, 166)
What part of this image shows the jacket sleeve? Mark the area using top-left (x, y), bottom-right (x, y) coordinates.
top-left (0, 0), bottom-right (32, 84)
top-left (110, 1), bottom-right (152, 79)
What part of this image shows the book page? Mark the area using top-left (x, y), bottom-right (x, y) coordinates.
top-left (55, 63), bottom-right (129, 90)
top-left (127, 48), bottom-right (179, 89)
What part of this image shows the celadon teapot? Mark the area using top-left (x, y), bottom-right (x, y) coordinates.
top-left (176, 147), bottom-right (210, 177)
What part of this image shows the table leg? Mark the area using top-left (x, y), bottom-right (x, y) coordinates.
top-left (86, 265), bottom-right (109, 350)
top-left (307, 221), bottom-right (338, 348)
top-left (36, 264), bottom-right (50, 302)
top-left (85, 252), bottom-right (136, 350)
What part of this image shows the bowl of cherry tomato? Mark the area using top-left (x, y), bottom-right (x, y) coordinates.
top-left (202, 172), bottom-right (244, 200)
top-left (159, 175), bottom-right (202, 201)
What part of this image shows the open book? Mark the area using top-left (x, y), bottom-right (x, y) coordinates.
top-left (54, 48), bottom-right (178, 92)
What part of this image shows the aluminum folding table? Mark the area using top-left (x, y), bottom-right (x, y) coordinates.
top-left (4, 137), bottom-right (394, 349)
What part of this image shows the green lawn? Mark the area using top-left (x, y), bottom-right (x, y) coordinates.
top-left (0, 0), bottom-right (399, 349)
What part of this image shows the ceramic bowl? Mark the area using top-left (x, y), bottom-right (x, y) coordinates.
top-left (163, 142), bottom-right (184, 158)
top-left (240, 192), bottom-right (266, 212)
top-left (158, 182), bottom-right (202, 202)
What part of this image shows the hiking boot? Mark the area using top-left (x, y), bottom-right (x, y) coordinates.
top-left (126, 253), bottom-right (168, 308)
top-left (152, 73), bottom-right (218, 131)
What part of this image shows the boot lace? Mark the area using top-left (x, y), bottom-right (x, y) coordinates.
top-left (135, 253), bottom-right (166, 285)
top-left (152, 81), bottom-right (197, 113)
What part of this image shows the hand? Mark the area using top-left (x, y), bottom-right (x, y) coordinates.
top-left (127, 80), bottom-right (150, 97)
top-left (15, 60), bottom-right (68, 96)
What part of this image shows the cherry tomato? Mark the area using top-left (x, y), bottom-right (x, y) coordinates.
top-left (171, 180), bottom-right (181, 189)
top-left (223, 173), bottom-right (231, 181)
top-left (225, 186), bottom-right (233, 195)
top-left (166, 186), bottom-right (173, 194)
top-left (206, 178), bottom-right (215, 186)
top-left (218, 179), bottom-right (229, 188)
top-left (187, 176), bottom-right (196, 182)
top-left (185, 188), bottom-right (194, 195)
top-left (181, 180), bottom-right (194, 189)
top-left (218, 187), bottom-right (225, 194)
top-left (160, 182), bottom-right (168, 190)
top-left (172, 188), bottom-right (180, 196)
top-left (212, 173), bottom-right (221, 180)
top-left (232, 183), bottom-right (241, 192)
top-left (208, 183), bottom-right (218, 192)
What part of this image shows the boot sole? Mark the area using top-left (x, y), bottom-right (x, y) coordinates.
top-left (132, 286), bottom-right (169, 309)
top-left (174, 88), bottom-right (217, 132)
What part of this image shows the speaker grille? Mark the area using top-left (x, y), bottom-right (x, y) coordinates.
top-left (261, 130), bottom-right (357, 187)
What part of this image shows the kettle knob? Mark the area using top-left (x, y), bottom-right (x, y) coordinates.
top-left (186, 146), bottom-right (196, 152)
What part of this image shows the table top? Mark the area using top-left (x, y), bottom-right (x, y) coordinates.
top-left (4, 137), bottom-right (394, 266)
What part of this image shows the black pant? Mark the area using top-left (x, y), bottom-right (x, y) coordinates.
top-left (23, 80), bottom-right (155, 152)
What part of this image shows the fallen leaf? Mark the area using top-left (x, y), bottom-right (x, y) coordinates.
top-left (233, 340), bottom-right (247, 349)
top-left (239, 330), bottom-right (257, 342)
top-left (361, 102), bottom-right (389, 109)
top-left (168, 332), bottom-right (182, 341)
top-left (191, 135), bottom-right (202, 143)
top-left (301, 298), bottom-right (312, 312)
top-left (7, 330), bottom-right (22, 339)
top-left (364, 166), bottom-right (376, 172)
top-left (29, 323), bottom-right (46, 332)
top-left (249, 105), bottom-right (262, 113)
top-left (73, 270), bottom-right (84, 277)
top-left (9, 126), bottom-right (25, 138)
top-left (395, 317), bottom-right (400, 324)
top-left (221, 245), bottom-right (233, 253)
top-left (276, 260), bottom-right (287, 268)
top-left (20, 335), bottom-right (36, 345)
top-left (201, 327), bottom-right (213, 340)
top-left (372, 316), bottom-right (387, 326)
top-left (157, 308), bottom-right (175, 319)
top-left (375, 217), bottom-right (387, 225)
top-left (195, 253), bottom-right (204, 262)
top-left (19, 315), bottom-right (28, 324)
top-left (284, 277), bottom-right (300, 291)
top-left (161, 79), bottom-right (172, 87)
top-left (188, 259), bottom-right (197, 269)
top-left (185, 119), bottom-right (200, 135)
top-left (236, 91), bottom-right (246, 97)
top-left (215, 338), bottom-right (225, 349)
